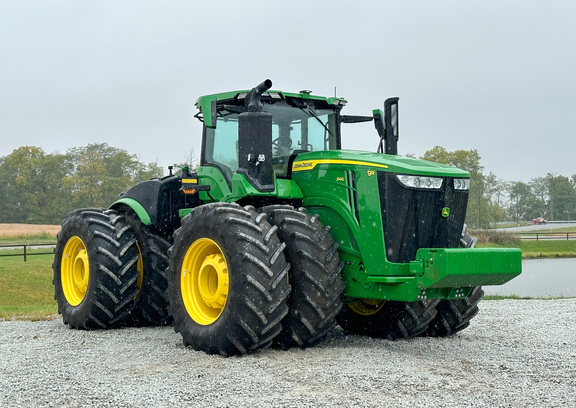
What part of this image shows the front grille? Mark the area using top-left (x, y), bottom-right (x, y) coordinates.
top-left (378, 172), bottom-right (468, 263)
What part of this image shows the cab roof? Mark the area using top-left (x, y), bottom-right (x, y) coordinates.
top-left (195, 89), bottom-right (347, 128)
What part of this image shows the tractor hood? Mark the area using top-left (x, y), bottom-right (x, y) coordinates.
top-left (291, 150), bottom-right (470, 178)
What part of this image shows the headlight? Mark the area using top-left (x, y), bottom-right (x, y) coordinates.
top-left (454, 178), bottom-right (470, 190)
top-left (396, 175), bottom-right (443, 189)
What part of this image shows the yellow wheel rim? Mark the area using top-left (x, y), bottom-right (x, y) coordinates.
top-left (61, 236), bottom-right (90, 306)
top-left (348, 299), bottom-right (387, 316)
top-left (181, 238), bottom-right (229, 325)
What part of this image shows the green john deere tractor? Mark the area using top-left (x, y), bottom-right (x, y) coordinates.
top-left (53, 79), bottom-right (521, 355)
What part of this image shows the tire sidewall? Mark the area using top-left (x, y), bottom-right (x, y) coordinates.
top-left (168, 203), bottom-right (288, 354)
top-left (53, 211), bottom-right (103, 328)
top-left (169, 218), bottom-right (238, 342)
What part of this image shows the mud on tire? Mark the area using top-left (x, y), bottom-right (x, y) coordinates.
top-left (261, 205), bottom-right (344, 349)
top-left (167, 203), bottom-right (291, 356)
top-left (52, 209), bottom-right (140, 329)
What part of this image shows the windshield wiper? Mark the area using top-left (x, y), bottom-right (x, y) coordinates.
top-left (300, 107), bottom-right (335, 139)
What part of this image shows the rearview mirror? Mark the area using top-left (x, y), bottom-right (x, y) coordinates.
top-left (384, 97), bottom-right (399, 155)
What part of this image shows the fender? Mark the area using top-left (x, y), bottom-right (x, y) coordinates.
top-left (110, 175), bottom-right (185, 232)
top-left (111, 197), bottom-right (152, 225)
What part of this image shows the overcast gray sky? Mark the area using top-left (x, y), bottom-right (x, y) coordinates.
top-left (1, 1), bottom-right (575, 182)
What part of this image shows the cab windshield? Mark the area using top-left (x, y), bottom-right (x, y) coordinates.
top-left (202, 100), bottom-right (340, 180)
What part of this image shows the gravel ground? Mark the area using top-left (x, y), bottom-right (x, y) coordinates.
top-left (1, 299), bottom-right (575, 408)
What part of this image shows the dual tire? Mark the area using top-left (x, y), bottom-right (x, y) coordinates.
top-left (337, 298), bottom-right (439, 340)
top-left (53, 203), bottom-right (345, 356)
top-left (335, 288), bottom-right (482, 340)
top-left (53, 209), bottom-right (140, 329)
top-left (167, 203), bottom-right (291, 356)
top-left (261, 205), bottom-right (345, 349)
top-left (167, 203), bottom-right (345, 355)
top-left (53, 208), bottom-right (173, 329)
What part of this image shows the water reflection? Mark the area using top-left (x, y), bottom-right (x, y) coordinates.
top-left (483, 258), bottom-right (576, 298)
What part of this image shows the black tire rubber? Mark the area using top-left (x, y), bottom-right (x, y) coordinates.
top-left (122, 211), bottom-right (172, 327)
top-left (422, 228), bottom-right (484, 337)
top-left (422, 286), bottom-right (484, 337)
top-left (52, 209), bottom-right (140, 329)
top-left (167, 203), bottom-right (291, 356)
top-left (261, 205), bottom-right (345, 349)
top-left (336, 299), bottom-right (439, 340)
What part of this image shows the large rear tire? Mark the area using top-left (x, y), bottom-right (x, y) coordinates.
top-left (336, 299), bottom-right (439, 340)
top-left (122, 211), bottom-right (172, 326)
top-left (167, 203), bottom-right (290, 356)
top-left (52, 209), bottom-right (140, 329)
top-left (261, 205), bottom-right (344, 349)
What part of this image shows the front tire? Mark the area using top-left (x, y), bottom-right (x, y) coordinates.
top-left (336, 299), bottom-right (439, 340)
top-left (261, 205), bottom-right (344, 349)
top-left (422, 286), bottom-right (484, 337)
top-left (167, 203), bottom-right (291, 356)
top-left (52, 209), bottom-right (140, 329)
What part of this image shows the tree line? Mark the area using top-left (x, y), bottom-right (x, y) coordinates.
top-left (0, 144), bottom-right (164, 224)
top-left (1, 144), bottom-right (574, 227)
top-left (420, 146), bottom-right (576, 228)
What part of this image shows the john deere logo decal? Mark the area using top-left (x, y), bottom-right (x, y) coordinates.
top-left (442, 207), bottom-right (450, 217)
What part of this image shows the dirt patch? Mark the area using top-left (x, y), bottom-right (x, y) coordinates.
top-left (0, 223), bottom-right (60, 238)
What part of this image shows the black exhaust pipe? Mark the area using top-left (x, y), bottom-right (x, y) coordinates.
top-left (245, 79), bottom-right (273, 112)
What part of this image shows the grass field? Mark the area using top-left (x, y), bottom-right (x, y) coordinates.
top-left (476, 238), bottom-right (576, 258)
top-left (518, 240), bottom-right (576, 258)
top-left (0, 254), bottom-right (58, 320)
top-left (0, 225), bottom-right (60, 320)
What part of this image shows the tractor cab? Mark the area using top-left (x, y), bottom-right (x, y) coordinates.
top-left (195, 81), bottom-right (345, 194)
top-left (195, 80), bottom-right (400, 201)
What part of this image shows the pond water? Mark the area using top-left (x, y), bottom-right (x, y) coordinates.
top-left (483, 258), bottom-right (576, 298)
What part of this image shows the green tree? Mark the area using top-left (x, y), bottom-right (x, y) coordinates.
top-left (0, 144), bottom-right (163, 224)
top-left (64, 143), bottom-right (163, 209)
top-left (0, 146), bottom-right (69, 223)
top-left (507, 181), bottom-right (534, 225)
top-left (528, 176), bottom-right (549, 218)
top-left (546, 173), bottom-right (576, 220)
top-left (483, 172), bottom-right (507, 225)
